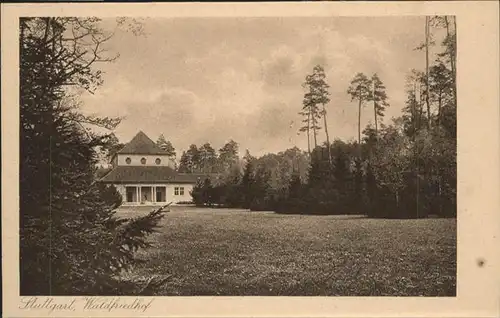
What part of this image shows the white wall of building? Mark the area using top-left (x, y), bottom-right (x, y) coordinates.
top-left (113, 183), bottom-right (194, 205)
top-left (117, 154), bottom-right (175, 168)
top-left (167, 183), bottom-right (194, 203)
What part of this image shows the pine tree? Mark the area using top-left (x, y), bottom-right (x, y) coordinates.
top-left (429, 62), bottom-right (453, 126)
top-left (371, 74), bottom-right (390, 135)
top-left (199, 142), bottom-right (217, 173)
top-left (299, 108), bottom-right (312, 155)
top-left (241, 151), bottom-right (255, 209)
top-left (331, 140), bottom-right (353, 209)
top-left (178, 151), bottom-right (192, 173)
top-left (402, 70), bottom-right (426, 139)
top-left (191, 178), bottom-right (214, 206)
top-left (183, 144), bottom-right (201, 172)
top-left (156, 134), bottom-right (176, 158)
top-left (218, 140), bottom-right (239, 172)
top-left (20, 17), bottom-right (165, 295)
top-left (250, 167), bottom-right (271, 210)
top-left (425, 15), bottom-right (431, 129)
top-left (302, 65), bottom-right (331, 161)
top-left (288, 173), bottom-right (302, 199)
top-left (347, 73), bottom-right (373, 148)
top-left (300, 66), bottom-right (325, 154)
top-left (102, 133), bottom-right (124, 164)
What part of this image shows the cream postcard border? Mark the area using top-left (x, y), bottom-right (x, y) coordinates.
top-left (2, 2), bottom-right (499, 317)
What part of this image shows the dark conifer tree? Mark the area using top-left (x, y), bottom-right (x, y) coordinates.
top-left (20, 17), bottom-right (165, 295)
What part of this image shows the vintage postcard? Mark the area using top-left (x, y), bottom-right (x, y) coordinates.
top-left (1, 1), bottom-right (499, 317)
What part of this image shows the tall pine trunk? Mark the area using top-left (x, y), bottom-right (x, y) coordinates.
top-left (445, 16), bottom-right (457, 108)
top-left (419, 85), bottom-right (424, 129)
top-left (373, 81), bottom-right (378, 135)
top-left (358, 96), bottom-right (362, 158)
top-left (312, 116), bottom-right (318, 149)
top-left (412, 82), bottom-right (417, 137)
top-left (425, 16), bottom-right (431, 129)
top-left (452, 17), bottom-right (457, 108)
top-left (416, 82), bottom-right (424, 130)
top-left (438, 90), bottom-right (443, 126)
top-left (358, 98), bottom-right (362, 145)
top-left (306, 110), bottom-right (311, 156)
top-left (322, 103), bottom-right (331, 163)
top-left (438, 177), bottom-right (443, 216)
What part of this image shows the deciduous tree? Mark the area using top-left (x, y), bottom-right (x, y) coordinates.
top-left (370, 122), bottom-right (412, 214)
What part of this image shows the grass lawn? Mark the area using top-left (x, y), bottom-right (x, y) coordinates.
top-left (117, 206), bottom-right (456, 296)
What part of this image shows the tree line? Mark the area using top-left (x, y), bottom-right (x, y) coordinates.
top-left (191, 16), bottom-right (457, 219)
top-left (176, 140), bottom-right (240, 173)
top-left (190, 147), bottom-right (310, 210)
top-left (101, 132), bottom-right (241, 175)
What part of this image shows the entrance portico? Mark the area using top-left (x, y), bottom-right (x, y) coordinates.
top-left (124, 184), bottom-right (167, 205)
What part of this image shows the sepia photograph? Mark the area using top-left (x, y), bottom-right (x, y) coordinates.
top-left (18, 15), bottom-right (458, 297)
top-left (2, 2), bottom-right (499, 317)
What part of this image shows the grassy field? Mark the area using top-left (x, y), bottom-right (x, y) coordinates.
top-left (117, 206), bottom-right (456, 296)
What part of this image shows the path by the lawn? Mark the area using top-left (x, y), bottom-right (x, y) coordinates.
top-left (118, 206), bottom-right (456, 296)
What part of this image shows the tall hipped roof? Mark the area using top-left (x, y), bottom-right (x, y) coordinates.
top-left (118, 131), bottom-right (168, 155)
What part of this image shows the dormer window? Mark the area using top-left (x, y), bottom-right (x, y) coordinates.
top-left (141, 157), bottom-right (146, 164)
top-left (155, 158), bottom-right (161, 165)
top-left (125, 157), bottom-right (131, 164)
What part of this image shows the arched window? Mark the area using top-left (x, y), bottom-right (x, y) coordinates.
top-left (155, 158), bottom-right (161, 165)
top-left (125, 157), bottom-right (131, 164)
top-left (141, 157), bottom-right (146, 164)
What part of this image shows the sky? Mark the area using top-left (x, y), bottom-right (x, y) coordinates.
top-left (80, 16), bottom-right (436, 157)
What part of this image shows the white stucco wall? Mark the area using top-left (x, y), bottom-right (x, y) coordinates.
top-left (167, 183), bottom-right (194, 203)
top-left (117, 154), bottom-right (175, 168)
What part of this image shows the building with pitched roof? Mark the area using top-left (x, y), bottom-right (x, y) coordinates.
top-left (99, 131), bottom-right (215, 206)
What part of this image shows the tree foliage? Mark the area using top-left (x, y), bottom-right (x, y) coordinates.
top-left (20, 17), bottom-right (165, 295)
top-left (199, 143), bottom-right (218, 173)
top-left (178, 141), bottom-right (237, 174)
top-left (156, 134), bottom-right (176, 158)
top-left (218, 140), bottom-right (240, 172)
top-left (371, 73), bottom-right (390, 134)
top-left (178, 144), bottom-right (200, 173)
top-left (347, 73), bottom-right (373, 145)
top-left (300, 65), bottom-right (328, 153)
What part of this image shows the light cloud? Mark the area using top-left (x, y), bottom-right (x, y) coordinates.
top-left (79, 16), bottom-right (436, 156)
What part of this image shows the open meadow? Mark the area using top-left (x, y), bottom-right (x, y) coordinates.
top-left (117, 206), bottom-right (456, 296)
